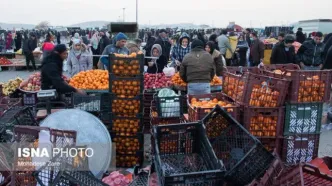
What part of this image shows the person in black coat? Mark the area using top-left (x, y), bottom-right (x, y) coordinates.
top-left (153, 29), bottom-right (171, 61)
top-left (57, 32), bottom-right (61, 44)
top-left (15, 31), bottom-right (22, 52)
top-left (23, 32), bottom-right (38, 71)
top-left (236, 35), bottom-right (249, 66)
top-left (323, 46), bottom-right (332, 69)
top-left (41, 44), bottom-right (84, 94)
top-left (296, 28), bottom-right (305, 44)
top-left (209, 34), bottom-right (219, 51)
top-left (270, 35), bottom-right (296, 64)
top-left (98, 32), bottom-right (111, 55)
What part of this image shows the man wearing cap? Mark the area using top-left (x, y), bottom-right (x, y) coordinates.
top-left (98, 32), bottom-right (129, 69)
top-left (154, 29), bottom-right (171, 62)
top-left (41, 44), bottom-right (85, 95)
top-left (270, 34), bottom-right (296, 64)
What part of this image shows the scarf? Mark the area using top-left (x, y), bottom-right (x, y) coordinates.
top-left (91, 33), bottom-right (99, 50)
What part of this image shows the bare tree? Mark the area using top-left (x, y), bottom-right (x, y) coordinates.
top-left (35, 21), bottom-right (50, 30)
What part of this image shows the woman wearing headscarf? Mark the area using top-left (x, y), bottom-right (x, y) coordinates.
top-left (41, 32), bottom-right (55, 59)
top-left (67, 39), bottom-right (93, 77)
top-left (205, 41), bottom-right (224, 76)
top-left (5, 32), bottom-right (14, 50)
top-left (146, 44), bottom-right (167, 73)
top-left (90, 31), bottom-right (100, 68)
top-left (171, 32), bottom-right (191, 70)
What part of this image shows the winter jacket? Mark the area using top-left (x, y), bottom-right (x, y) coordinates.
top-left (180, 48), bottom-right (215, 83)
top-left (323, 46), bottom-right (332, 69)
top-left (41, 52), bottom-right (76, 94)
top-left (154, 36), bottom-right (172, 61)
top-left (296, 31), bottom-right (306, 44)
top-left (249, 39), bottom-right (265, 65)
top-left (171, 33), bottom-right (191, 64)
top-left (126, 42), bottom-right (140, 54)
top-left (147, 44), bottom-right (167, 73)
top-left (217, 34), bottom-right (232, 55)
top-left (296, 40), bottom-right (325, 66)
top-left (236, 40), bottom-right (249, 66)
top-left (226, 36), bottom-right (238, 59)
top-left (67, 47), bottom-right (93, 77)
top-left (211, 49), bottom-right (224, 76)
top-left (23, 38), bottom-right (37, 54)
top-left (270, 43), bottom-right (296, 64)
top-left (99, 36), bottom-right (111, 55)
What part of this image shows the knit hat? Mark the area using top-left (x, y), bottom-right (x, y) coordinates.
top-left (191, 39), bottom-right (204, 49)
top-left (115, 32), bottom-right (128, 42)
top-left (54, 44), bottom-right (67, 54)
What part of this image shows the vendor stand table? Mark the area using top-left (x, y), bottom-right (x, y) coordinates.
top-left (0, 52), bottom-right (15, 59)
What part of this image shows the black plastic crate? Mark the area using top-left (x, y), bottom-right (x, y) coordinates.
top-left (202, 105), bottom-right (274, 186)
top-left (153, 122), bottom-right (225, 186)
top-left (109, 114), bottom-right (144, 136)
top-left (110, 94), bottom-right (143, 118)
top-left (154, 94), bottom-right (183, 118)
top-left (0, 106), bottom-right (37, 130)
top-left (284, 102), bottom-right (323, 135)
top-left (128, 166), bottom-right (149, 186)
top-left (109, 54), bottom-right (144, 78)
top-left (73, 92), bottom-right (110, 112)
top-left (110, 130), bottom-right (144, 155)
top-left (116, 150), bottom-right (144, 168)
top-left (109, 74), bottom-right (144, 99)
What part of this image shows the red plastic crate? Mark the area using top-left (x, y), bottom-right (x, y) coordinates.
top-left (286, 70), bottom-right (332, 103)
top-left (188, 93), bottom-right (240, 122)
top-left (276, 163), bottom-right (332, 186)
top-left (222, 70), bottom-right (249, 102)
top-left (261, 64), bottom-right (301, 79)
top-left (243, 107), bottom-right (284, 138)
top-left (244, 73), bottom-right (290, 107)
top-left (281, 134), bottom-right (320, 165)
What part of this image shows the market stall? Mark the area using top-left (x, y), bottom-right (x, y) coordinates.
top-left (1, 51), bottom-right (332, 186)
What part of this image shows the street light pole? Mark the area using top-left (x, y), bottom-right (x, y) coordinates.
top-left (123, 8), bottom-right (125, 22)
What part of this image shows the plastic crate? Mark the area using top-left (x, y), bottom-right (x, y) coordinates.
top-left (109, 115), bottom-right (143, 136)
top-left (284, 102), bottom-right (323, 135)
top-left (22, 92), bottom-right (38, 105)
top-left (275, 163), bottom-right (332, 186)
top-left (128, 166), bottom-right (149, 186)
top-left (0, 97), bottom-right (22, 107)
top-left (110, 130), bottom-right (144, 155)
top-left (0, 104), bottom-right (8, 117)
top-left (261, 64), bottom-right (300, 79)
top-left (281, 134), bottom-right (320, 165)
top-left (286, 70), bottom-right (332, 103)
top-left (109, 75), bottom-right (144, 98)
top-left (226, 66), bottom-right (264, 75)
top-left (243, 107), bottom-right (284, 138)
top-left (115, 150), bottom-right (144, 168)
top-left (155, 95), bottom-right (183, 118)
top-left (0, 106), bottom-right (37, 129)
top-left (153, 122), bottom-right (225, 186)
top-left (109, 54), bottom-right (144, 78)
top-left (203, 105), bottom-right (274, 185)
top-left (248, 151), bottom-right (286, 186)
top-left (111, 95), bottom-right (143, 118)
top-left (188, 93), bottom-right (240, 122)
top-left (244, 73), bottom-right (290, 107)
top-left (258, 137), bottom-right (282, 153)
top-left (73, 92), bottom-right (110, 112)
top-left (222, 70), bottom-right (249, 102)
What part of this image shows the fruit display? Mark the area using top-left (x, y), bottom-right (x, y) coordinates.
top-left (111, 100), bottom-right (141, 117)
top-left (0, 57), bottom-right (12, 65)
top-left (113, 136), bottom-right (141, 155)
top-left (272, 69), bottom-right (291, 76)
top-left (298, 75), bottom-right (325, 102)
top-left (223, 74), bottom-right (245, 101)
top-left (102, 171), bottom-right (131, 186)
top-left (20, 72), bottom-right (68, 92)
top-left (112, 80), bottom-right (141, 98)
top-left (111, 53), bottom-right (142, 77)
top-left (249, 82), bottom-right (280, 107)
top-left (116, 154), bottom-right (141, 168)
top-left (69, 70), bottom-right (108, 90)
top-left (171, 72), bottom-right (222, 87)
top-left (159, 140), bottom-right (177, 154)
top-left (204, 113), bottom-right (229, 139)
top-left (144, 73), bottom-right (172, 90)
top-left (1, 77), bottom-right (23, 95)
top-left (249, 115), bottom-right (278, 137)
top-left (111, 119), bottom-right (140, 135)
top-left (190, 97), bottom-right (234, 112)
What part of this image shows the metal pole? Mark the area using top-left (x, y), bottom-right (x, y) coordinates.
top-left (123, 8), bottom-right (125, 22)
top-left (136, 0), bottom-right (138, 23)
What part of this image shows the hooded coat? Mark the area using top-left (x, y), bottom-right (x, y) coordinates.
top-left (67, 44), bottom-right (93, 77)
top-left (171, 32), bottom-right (191, 64)
top-left (41, 52), bottom-right (76, 93)
top-left (147, 44), bottom-right (167, 73)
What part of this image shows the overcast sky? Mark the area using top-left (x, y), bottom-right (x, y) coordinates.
top-left (1, 0), bottom-right (331, 27)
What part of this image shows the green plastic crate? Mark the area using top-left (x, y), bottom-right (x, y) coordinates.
top-left (284, 102), bottom-right (323, 135)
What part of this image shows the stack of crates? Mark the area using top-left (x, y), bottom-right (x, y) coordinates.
top-left (108, 54), bottom-right (145, 168)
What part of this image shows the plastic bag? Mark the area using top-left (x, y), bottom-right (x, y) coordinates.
top-left (163, 66), bottom-right (175, 77)
top-left (157, 88), bottom-right (180, 117)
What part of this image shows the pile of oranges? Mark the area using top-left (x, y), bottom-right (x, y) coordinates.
top-left (249, 82), bottom-right (280, 107)
top-left (69, 70), bottom-right (108, 90)
top-left (190, 98), bottom-right (233, 109)
top-left (298, 75), bottom-right (325, 102)
top-left (112, 53), bottom-right (142, 77)
top-left (112, 80), bottom-right (141, 98)
top-left (223, 75), bottom-right (245, 101)
top-left (249, 115), bottom-right (278, 137)
top-left (171, 72), bottom-right (222, 87)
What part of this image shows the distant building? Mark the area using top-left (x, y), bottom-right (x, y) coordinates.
top-left (292, 19), bottom-right (332, 34)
